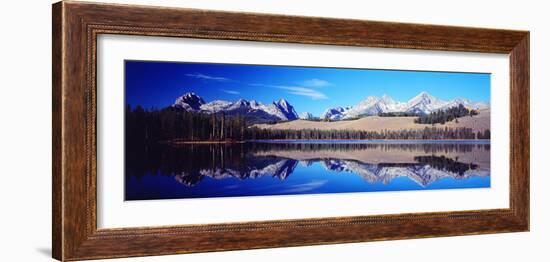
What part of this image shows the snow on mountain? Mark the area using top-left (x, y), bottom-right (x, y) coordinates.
top-left (172, 92), bottom-right (299, 123)
top-left (321, 91), bottom-right (489, 120)
top-left (199, 100), bottom-right (233, 112)
top-left (173, 92), bottom-right (206, 111)
top-left (299, 112), bottom-right (314, 120)
top-left (445, 98), bottom-right (490, 111)
top-left (344, 96), bottom-right (382, 117)
top-left (261, 98), bottom-right (299, 121)
top-left (379, 94), bottom-right (408, 112)
top-left (339, 94), bottom-right (409, 119)
top-left (321, 106), bottom-right (351, 120)
top-left (173, 91), bottom-right (488, 122)
top-left (405, 91), bottom-right (448, 114)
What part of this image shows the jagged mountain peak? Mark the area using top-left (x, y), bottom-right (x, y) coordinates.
top-left (181, 92), bottom-right (203, 101)
top-left (172, 92), bottom-right (299, 123)
top-left (408, 91), bottom-right (437, 103)
top-left (322, 91), bottom-right (489, 120)
top-left (381, 94), bottom-right (395, 103)
top-left (416, 91), bottom-right (431, 97)
top-left (275, 98), bottom-right (290, 106)
top-left (299, 112), bottom-right (314, 120)
top-left (269, 98), bottom-right (298, 121)
top-left (321, 106), bottom-right (349, 120)
top-left (173, 92), bottom-right (206, 111)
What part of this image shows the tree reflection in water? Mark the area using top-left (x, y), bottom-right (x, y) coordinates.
top-left (126, 142), bottom-right (490, 188)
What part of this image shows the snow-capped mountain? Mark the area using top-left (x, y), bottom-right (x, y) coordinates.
top-left (405, 92), bottom-right (448, 114)
top-left (321, 91), bottom-right (489, 120)
top-left (173, 92), bottom-right (205, 111)
top-left (299, 112), bottom-right (314, 120)
top-left (321, 107), bottom-right (351, 120)
top-left (444, 98), bottom-right (490, 111)
top-left (173, 92), bottom-right (299, 123)
top-left (172, 91), bottom-right (489, 122)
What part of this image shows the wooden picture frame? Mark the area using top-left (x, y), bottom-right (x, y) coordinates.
top-left (52, 1), bottom-right (529, 261)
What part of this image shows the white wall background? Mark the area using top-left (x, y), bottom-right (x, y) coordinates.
top-left (0, 0), bottom-right (546, 261)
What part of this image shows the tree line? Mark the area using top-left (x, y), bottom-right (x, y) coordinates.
top-left (247, 126), bottom-right (484, 140)
top-left (414, 104), bottom-right (479, 124)
top-left (126, 105), bottom-right (490, 144)
top-left (378, 112), bottom-right (420, 117)
top-left (125, 105), bottom-right (248, 145)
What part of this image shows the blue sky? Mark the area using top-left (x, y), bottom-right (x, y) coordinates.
top-left (125, 60), bottom-right (490, 116)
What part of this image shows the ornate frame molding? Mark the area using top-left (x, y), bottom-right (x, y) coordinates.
top-left (53, 1), bottom-right (529, 261)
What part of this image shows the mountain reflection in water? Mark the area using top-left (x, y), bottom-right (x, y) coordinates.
top-left (125, 141), bottom-right (490, 200)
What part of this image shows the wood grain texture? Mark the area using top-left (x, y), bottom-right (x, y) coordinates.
top-left (52, 1), bottom-right (530, 261)
top-left (52, 2), bottom-right (63, 260)
top-left (509, 35), bottom-right (530, 226)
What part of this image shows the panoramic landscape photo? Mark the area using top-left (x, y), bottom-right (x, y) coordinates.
top-left (124, 60), bottom-right (491, 201)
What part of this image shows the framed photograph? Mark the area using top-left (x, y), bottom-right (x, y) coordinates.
top-left (52, 1), bottom-right (529, 261)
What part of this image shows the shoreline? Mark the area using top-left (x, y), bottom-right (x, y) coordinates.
top-left (247, 139), bottom-right (490, 144)
top-left (162, 140), bottom-right (246, 145)
top-left (247, 139), bottom-right (491, 142)
top-left (163, 139), bottom-right (490, 145)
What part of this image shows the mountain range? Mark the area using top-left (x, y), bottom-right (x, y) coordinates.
top-left (173, 92), bottom-right (299, 123)
top-left (321, 91), bottom-right (489, 120)
top-left (172, 91), bottom-right (489, 122)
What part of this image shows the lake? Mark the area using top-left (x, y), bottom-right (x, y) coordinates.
top-left (125, 140), bottom-right (490, 201)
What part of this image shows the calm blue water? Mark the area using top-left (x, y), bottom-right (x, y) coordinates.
top-left (125, 141), bottom-right (490, 200)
